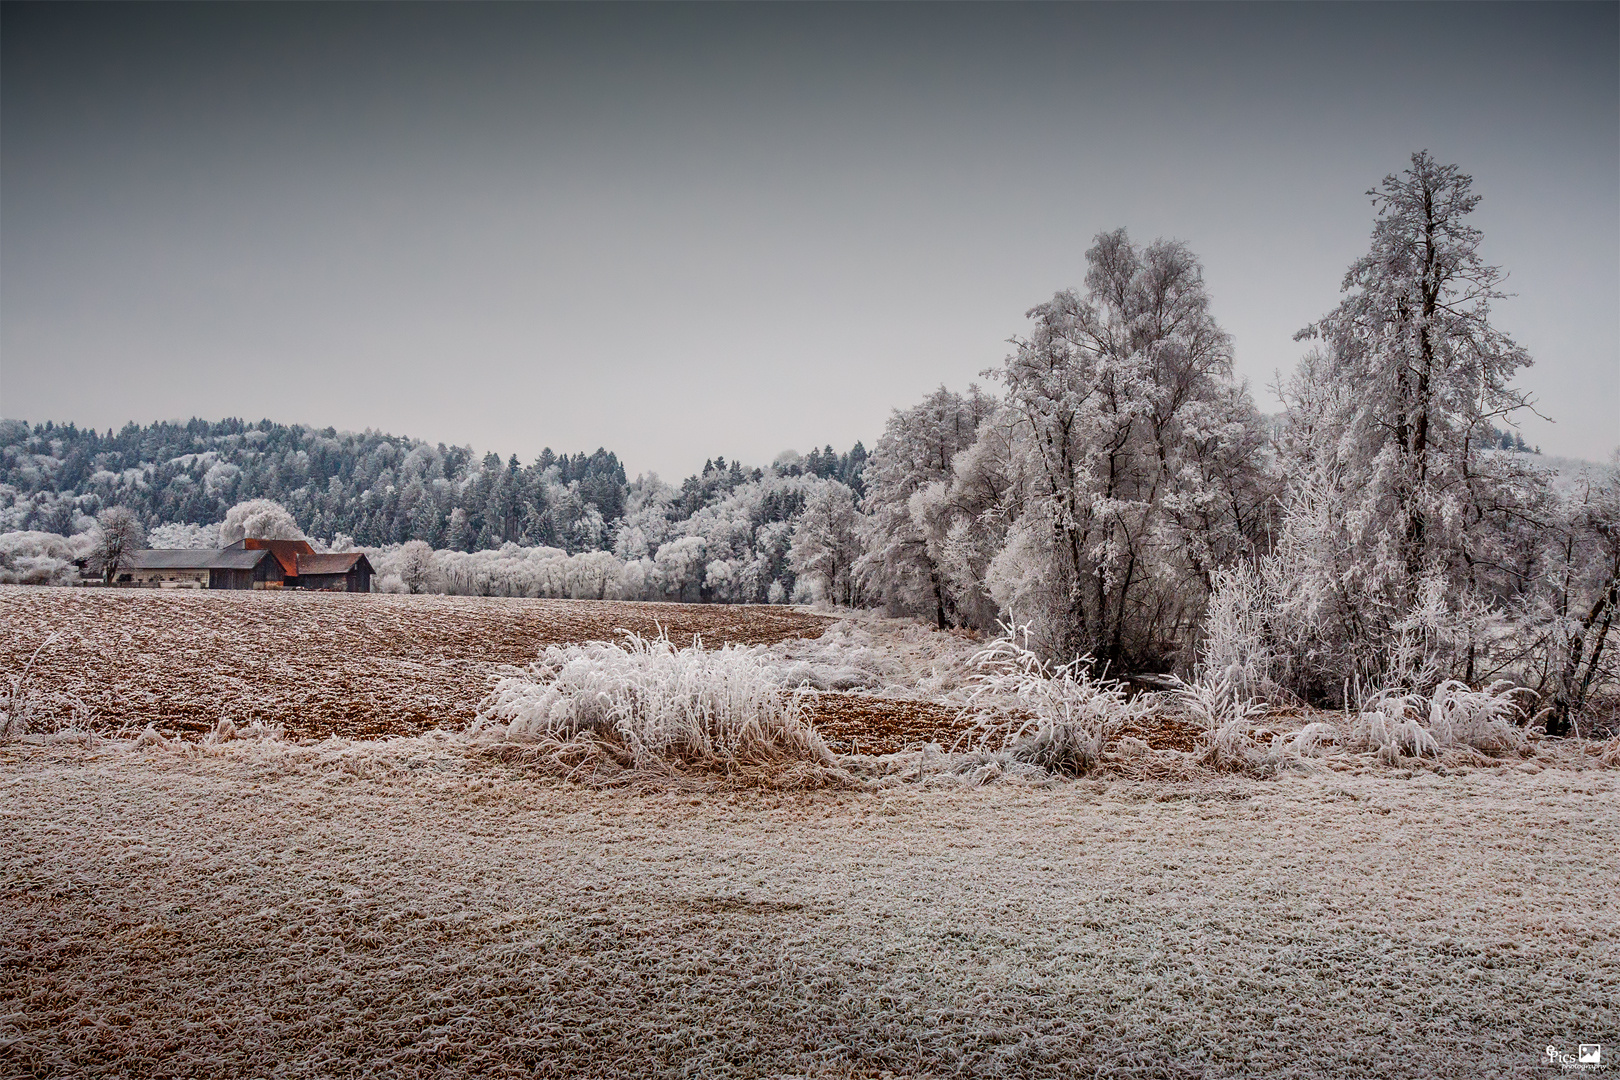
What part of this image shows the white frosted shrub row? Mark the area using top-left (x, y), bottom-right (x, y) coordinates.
top-left (1347, 680), bottom-right (1531, 762)
top-left (949, 630), bottom-right (1551, 780)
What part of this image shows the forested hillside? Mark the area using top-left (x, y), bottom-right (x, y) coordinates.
top-left (0, 417), bottom-right (866, 552)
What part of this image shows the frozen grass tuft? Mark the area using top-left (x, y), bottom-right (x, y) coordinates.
top-left (470, 630), bottom-right (851, 787)
top-left (1168, 673), bottom-right (1275, 774)
top-left (1, 632), bottom-right (96, 740)
top-left (952, 628), bottom-right (1151, 777)
top-left (1593, 737), bottom-right (1620, 769)
top-left (1350, 680), bottom-right (1531, 763)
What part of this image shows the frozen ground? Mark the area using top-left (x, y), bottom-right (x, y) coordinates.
top-left (0, 587), bottom-right (832, 739)
top-left (3, 736), bottom-right (1615, 1079)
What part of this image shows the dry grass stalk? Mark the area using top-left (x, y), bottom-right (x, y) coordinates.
top-left (952, 628), bottom-right (1152, 777)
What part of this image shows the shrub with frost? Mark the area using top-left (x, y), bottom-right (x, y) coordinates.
top-left (957, 627), bottom-right (1150, 775)
top-left (1168, 673), bottom-right (1273, 773)
top-left (1350, 681), bottom-right (1530, 763)
top-left (472, 631), bottom-right (844, 785)
top-left (0, 531), bottom-right (79, 585)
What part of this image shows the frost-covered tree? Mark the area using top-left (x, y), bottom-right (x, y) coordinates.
top-left (788, 480), bottom-right (862, 607)
top-left (220, 499), bottom-right (306, 545)
top-left (653, 536), bottom-right (708, 603)
top-left (857, 385), bottom-right (996, 627)
top-left (445, 508), bottom-right (472, 552)
top-left (1250, 153), bottom-right (1543, 698)
top-left (1298, 150), bottom-right (1532, 579)
top-left (92, 506), bottom-right (145, 584)
top-left (613, 474), bottom-right (679, 561)
top-left (1539, 467), bottom-right (1620, 733)
top-left (394, 539), bottom-right (438, 594)
top-left (961, 229), bottom-right (1272, 671)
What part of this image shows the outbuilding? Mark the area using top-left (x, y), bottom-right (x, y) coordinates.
top-left (121, 550), bottom-right (216, 589)
top-left (208, 547), bottom-right (285, 590)
top-left (294, 552), bottom-right (375, 592)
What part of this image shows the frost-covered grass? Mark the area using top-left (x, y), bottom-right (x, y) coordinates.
top-left (756, 614), bottom-right (988, 697)
top-left (2, 736), bottom-right (1615, 1079)
top-left (951, 631), bottom-right (1152, 777)
top-left (472, 631), bottom-right (848, 787)
top-left (1345, 680), bottom-right (1532, 763)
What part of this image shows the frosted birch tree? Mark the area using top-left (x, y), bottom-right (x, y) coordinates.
top-left (964, 229), bottom-right (1271, 671)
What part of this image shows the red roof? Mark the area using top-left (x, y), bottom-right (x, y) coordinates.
top-left (232, 538), bottom-right (316, 577)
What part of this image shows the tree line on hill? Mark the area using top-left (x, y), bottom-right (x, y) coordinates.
top-left (0, 415), bottom-right (866, 557)
top-left (3, 152), bottom-right (1615, 729)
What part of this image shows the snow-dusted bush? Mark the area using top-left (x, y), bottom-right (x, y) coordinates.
top-left (375, 573), bottom-right (409, 594)
top-left (472, 631), bottom-right (845, 785)
top-left (1168, 673), bottom-right (1273, 773)
top-left (957, 628), bottom-right (1151, 775)
top-left (1348, 681), bottom-right (1531, 763)
top-left (0, 530), bottom-right (85, 585)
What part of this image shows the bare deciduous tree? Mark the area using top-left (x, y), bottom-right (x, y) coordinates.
top-left (94, 506), bottom-right (145, 584)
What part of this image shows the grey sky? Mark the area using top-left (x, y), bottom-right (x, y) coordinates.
top-left (3, 2), bottom-right (1615, 477)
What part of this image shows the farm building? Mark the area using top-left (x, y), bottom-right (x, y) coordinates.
top-left (293, 552), bottom-right (374, 592)
top-left (119, 542), bottom-right (373, 591)
top-left (208, 548), bottom-right (286, 590)
top-left (226, 538), bottom-right (315, 578)
top-left (121, 547), bottom-right (282, 589)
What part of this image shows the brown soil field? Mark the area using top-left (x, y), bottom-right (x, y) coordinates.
top-left (0, 587), bottom-right (834, 741)
top-left (2, 587), bottom-right (1212, 756)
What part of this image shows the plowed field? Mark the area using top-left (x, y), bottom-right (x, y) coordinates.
top-left (0, 587), bottom-right (833, 740)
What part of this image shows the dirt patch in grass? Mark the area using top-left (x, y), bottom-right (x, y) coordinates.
top-left (804, 696), bottom-right (1209, 757)
top-left (803, 695), bottom-right (968, 755)
top-left (1115, 714), bottom-right (1205, 753)
top-left (0, 586), bottom-right (831, 740)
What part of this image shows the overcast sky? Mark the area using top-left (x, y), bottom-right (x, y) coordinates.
top-left (3, 2), bottom-right (1615, 478)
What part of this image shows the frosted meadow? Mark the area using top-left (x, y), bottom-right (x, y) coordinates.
top-left (3, 150), bottom-right (1616, 1076)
